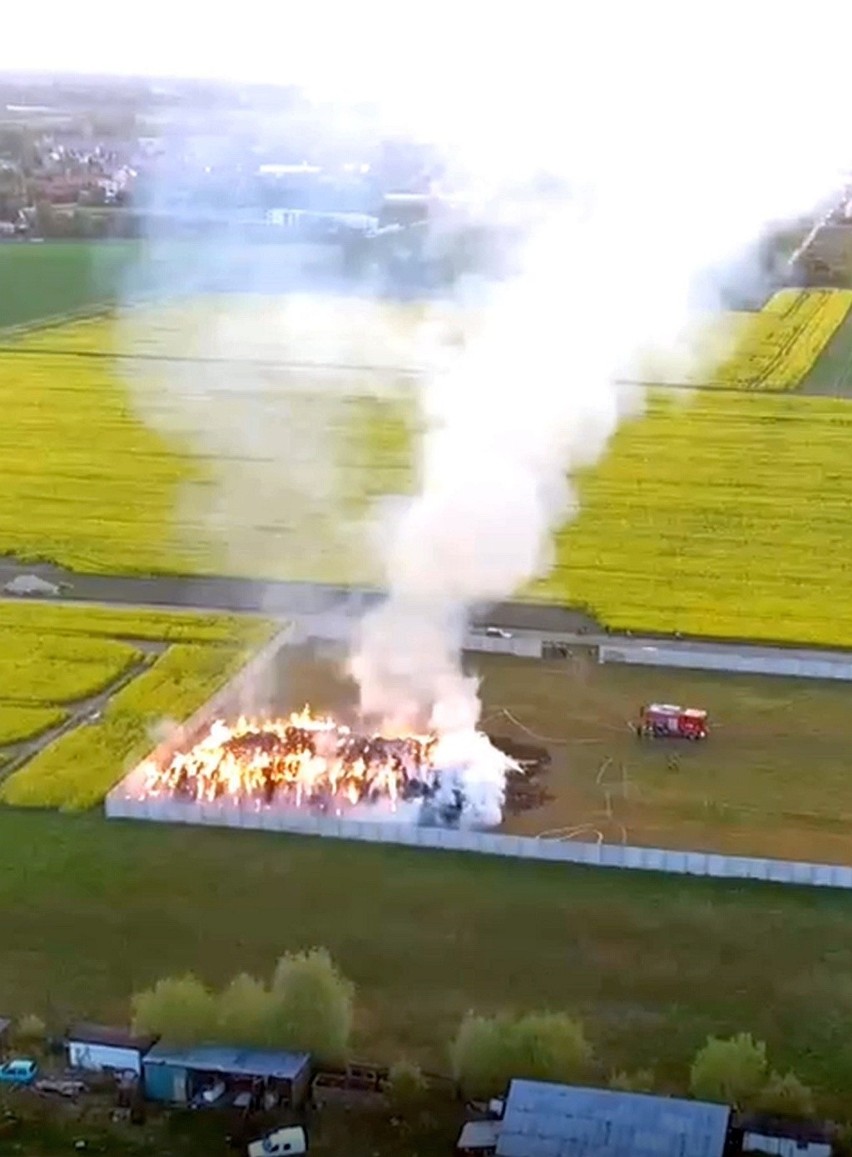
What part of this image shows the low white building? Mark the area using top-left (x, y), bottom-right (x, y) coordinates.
top-left (738, 1114), bottom-right (833, 1157)
top-left (743, 1131), bottom-right (831, 1157)
top-left (66, 1023), bottom-right (158, 1076)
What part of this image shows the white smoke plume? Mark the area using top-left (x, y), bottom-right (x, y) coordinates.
top-left (345, 3), bottom-right (852, 797)
top-left (102, 3), bottom-right (852, 824)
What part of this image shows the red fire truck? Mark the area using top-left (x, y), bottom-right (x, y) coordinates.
top-left (636, 703), bottom-right (708, 741)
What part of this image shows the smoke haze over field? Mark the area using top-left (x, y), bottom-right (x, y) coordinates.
top-left (110, 3), bottom-right (852, 818)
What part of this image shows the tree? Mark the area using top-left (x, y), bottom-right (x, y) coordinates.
top-left (756, 1070), bottom-right (815, 1118)
top-left (609, 1069), bottom-right (655, 1093)
top-left (217, 973), bottom-right (275, 1049)
top-left (269, 948), bottom-right (354, 1064)
top-left (131, 973), bottom-right (218, 1046)
top-left (689, 1033), bottom-right (767, 1107)
top-left (451, 1012), bottom-right (591, 1099)
top-left (14, 1014), bottom-right (46, 1048)
top-left (386, 1059), bottom-right (429, 1113)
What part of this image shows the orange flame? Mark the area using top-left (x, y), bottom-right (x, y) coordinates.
top-left (137, 705), bottom-right (437, 813)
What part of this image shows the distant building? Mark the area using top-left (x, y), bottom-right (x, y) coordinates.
top-left (494, 1080), bottom-right (731, 1157)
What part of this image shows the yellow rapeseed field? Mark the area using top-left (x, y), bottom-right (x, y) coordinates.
top-left (0, 291), bottom-right (850, 646)
top-left (536, 390), bottom-right (852, 646)
top-left (640, 288), bottom-right (852, 390)
top-left (0, 605), bottom-right (276, 809)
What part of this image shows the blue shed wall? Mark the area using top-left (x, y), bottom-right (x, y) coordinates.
top-left (143, 1061), bottom-right (188, 1103)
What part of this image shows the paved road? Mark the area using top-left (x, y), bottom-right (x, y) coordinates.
top-left (4, 557), bottom-right (852, 669)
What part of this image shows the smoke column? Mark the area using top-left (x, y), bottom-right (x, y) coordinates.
top-left (111, 4), bottom-right (852, 823)
top-left (346, 5), bottom-right (852, 783)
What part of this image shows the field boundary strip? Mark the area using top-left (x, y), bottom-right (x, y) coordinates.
top-left (0, 300), bottom-right (116, 340)
top-left (103, 797), bottom-right (852, 892)
top-left (0, 342), bottom-right (824, 396)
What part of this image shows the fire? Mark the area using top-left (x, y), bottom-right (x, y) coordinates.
top-left (137, 705), bottom-right (445, 817)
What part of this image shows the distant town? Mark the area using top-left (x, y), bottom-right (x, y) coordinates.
top-left (0, 72), bottom-right (521, 290)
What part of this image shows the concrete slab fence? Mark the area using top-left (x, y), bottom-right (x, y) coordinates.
top-left (103, 623), bottom-right (852, 892)
top-left (103, 793), bottom-right (852, 892)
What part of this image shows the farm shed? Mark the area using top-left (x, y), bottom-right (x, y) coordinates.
top-left (496, 1080), bottom-right (731, 1157)
top-left (457, 1119), bottom-right (501, 1153)
top-left (142, 1044), bottom-right (311, 1110)
top-left (737, 1113), bottom-right (833, 1157)
top-left (66, 1023), bottom-right (158, 1075)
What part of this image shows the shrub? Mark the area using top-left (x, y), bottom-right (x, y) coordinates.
top-left (217, 973), bottom-right (275, 1049)
top-left (451, 1011), bottom-right (591, 1099)
top-left (756, 1070), bottom-right (815, 1118)
top-left (689, 1033), bottom-right (767, 1107)
top-left (269, 948), bottom-right (355, 1064)
top-left (609, 1069), bottom-right (655, 1093)
top-left (387, 1060), bottom-right (429, 1113)
top-left (131, 973), bottom-right (218, 1046)
top-left (14, 1014), bottom-right (46, 1047)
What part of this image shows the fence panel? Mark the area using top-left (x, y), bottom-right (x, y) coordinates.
top-left (599, 643), bottom-right (852, 682)
top-left (103, 795), bottom-right (852, 893)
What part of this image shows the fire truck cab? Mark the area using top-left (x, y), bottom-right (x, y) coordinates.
top-left (637, 703), bottom-right (708, 741)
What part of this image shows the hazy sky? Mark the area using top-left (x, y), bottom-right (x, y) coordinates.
top-left (3, 3), bottom-right (489, 90)
top-left (4, 2), bottom-right (826, 94)
top-left (4, 1), bottom-right (851, 186)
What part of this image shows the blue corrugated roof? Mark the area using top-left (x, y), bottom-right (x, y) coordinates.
top-left (497, 1081), bottom-right (730, 1157)
top-left (143, 1042), bottom-right (309, 1081)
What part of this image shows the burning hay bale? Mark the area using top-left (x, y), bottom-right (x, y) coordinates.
top-left (134, 707), bottom-right (517, 829)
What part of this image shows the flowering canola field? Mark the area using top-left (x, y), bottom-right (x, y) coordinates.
top-left (0, 291), bottom-right (851, 646)
top-left (640, 288), bottom-right (852, 390)
top-left (0, 604), bottom-right (275, 810)
top-left (538, 390), bottom-right (852, 646)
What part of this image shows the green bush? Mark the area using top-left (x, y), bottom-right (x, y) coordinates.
top-left (608, 1069), bottom-right (655, 1093)
top-left (689, 1033), bottom-right (767, 1107)
top-left (756, 1070), bottom-right (815, 1118)
top-left (14, 1013), bottom-right (46, 1048)
top-left (131, 973), bottom-right (218, 1046)
top-left (269, 948), bottom-right (355, 1065)
top-left (451, 1011), bottom-right (591, 1099)
top-left (386, 1059), bottom-right (429, 1112)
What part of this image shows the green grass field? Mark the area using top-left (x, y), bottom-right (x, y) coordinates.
top-left (273, 647), bottom-right (852, 866)
top-left (4, 808), bottom-right (852, 1113)
top-left (0, 241), bottom-right (142, 329)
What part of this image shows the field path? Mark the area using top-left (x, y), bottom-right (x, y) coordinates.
top-left (0, 637), bottom-right (167, 783)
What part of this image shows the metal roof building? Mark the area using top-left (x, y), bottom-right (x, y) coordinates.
top-left (496, 1080), bottom-right (731, 1157)
top-left (142, 1044), bottom-right (311, 1108)
top-left (143, 1043), bottom-right (309, 1081)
